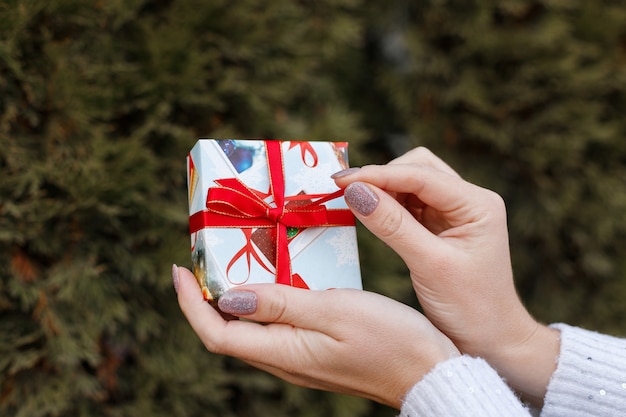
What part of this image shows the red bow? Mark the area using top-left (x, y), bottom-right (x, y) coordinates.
top-left (189, 140), bottom-right (354, 287)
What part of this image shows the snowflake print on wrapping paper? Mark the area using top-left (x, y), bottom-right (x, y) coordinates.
top-left (292, 162), bottom-right (337, 194)
top-left (326, 228), bottom-right (359, 267)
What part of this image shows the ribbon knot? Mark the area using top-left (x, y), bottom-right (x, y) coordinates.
top-left (266, 206), bottom-right (283, 224)
top-left (189, 140), bottom-right (355, 288)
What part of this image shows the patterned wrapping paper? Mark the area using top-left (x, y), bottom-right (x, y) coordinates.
top-left (187, 139), bottom-right (362, 302)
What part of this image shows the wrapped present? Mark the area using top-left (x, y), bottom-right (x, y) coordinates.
top-left (187, 139), bottom-right (362, 303)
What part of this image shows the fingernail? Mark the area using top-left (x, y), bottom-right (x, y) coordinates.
top-left (344, 182), bottom-right (379, 216)
top-left (331, 167), bottom-right (360, 179)
top-left (218, 290), bottom-right (257, 315)
top-left (172, 264), bottom-right (180, 294)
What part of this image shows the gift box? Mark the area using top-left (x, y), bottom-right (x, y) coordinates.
top-left (187, 139), bottom-right (362, 302)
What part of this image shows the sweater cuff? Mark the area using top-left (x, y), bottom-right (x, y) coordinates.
top-left (399, 355), bottom-right (530, 417)
top-left (541, 324), bottom-right (626, 417)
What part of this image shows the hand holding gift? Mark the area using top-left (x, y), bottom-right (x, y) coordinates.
top-left (332, 147), bottom-right (560, 406)
top-left (177, 145), bottom-right (626, 415)
top-left (173, 265), bottom-right (460, 409)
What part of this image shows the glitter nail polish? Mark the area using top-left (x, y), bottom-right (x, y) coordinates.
top-left (344, 182), bottom-right (379, 216)
top-left (218, 291), bottom-right (258, 315)
top-left (331, 167), bottom-right (361, 179)
top-left (172, 264), bottom-right (180, 294)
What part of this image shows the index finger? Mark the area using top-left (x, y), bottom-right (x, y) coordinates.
top-left (337, 163), bottom-right (492, 226)
top-left (387, 146), bottom-right (460, 178)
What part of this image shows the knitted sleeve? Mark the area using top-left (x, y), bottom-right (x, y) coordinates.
top-left (399, 355), bottom-right (531, 417)
top-left (540, 323), bottom-right (626, 417)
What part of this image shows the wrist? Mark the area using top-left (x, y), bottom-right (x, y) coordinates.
top-left (389, 332), bottom-right (461, 409)
top-left (485, 319), bottom-right (560, 406)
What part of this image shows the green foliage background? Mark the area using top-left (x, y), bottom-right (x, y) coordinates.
top-left (1, 1), bottom-right (625, 416)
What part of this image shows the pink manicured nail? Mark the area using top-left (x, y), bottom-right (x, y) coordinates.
top-left (344, 182), bottom-right (379, 216)
top-left (331, 167), bottom-right (360, 179)
top-left (172, 264), bottom-right (180, 294)
top-left (218, 290), bottom-right (258, 315)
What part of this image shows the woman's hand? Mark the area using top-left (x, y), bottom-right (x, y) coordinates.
top-left (332, 147), bottom-right (560, 405)
top-left (174, 265), bottom-right (459, 409)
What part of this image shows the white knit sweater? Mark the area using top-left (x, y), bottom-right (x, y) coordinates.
top-left (399, 324), bottom-right (626, 416)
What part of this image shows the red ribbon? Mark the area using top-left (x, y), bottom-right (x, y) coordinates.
top-left (189, 140), bottom-right (354, 287)
top-left (225, 229), bottom-right (273, 284)
top-left (288, 141), bottom-right (318, 167)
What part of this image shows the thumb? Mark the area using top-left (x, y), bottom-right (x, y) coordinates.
top-left (176, 267), bottom-right (343, 359)
top-left (343, 181), bottom-right (445, 263)
top-left (218, 284), bottom-right (355, 331)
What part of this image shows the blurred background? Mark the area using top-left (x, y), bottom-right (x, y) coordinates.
top-left (1, 1), bottom-right (626, 416)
